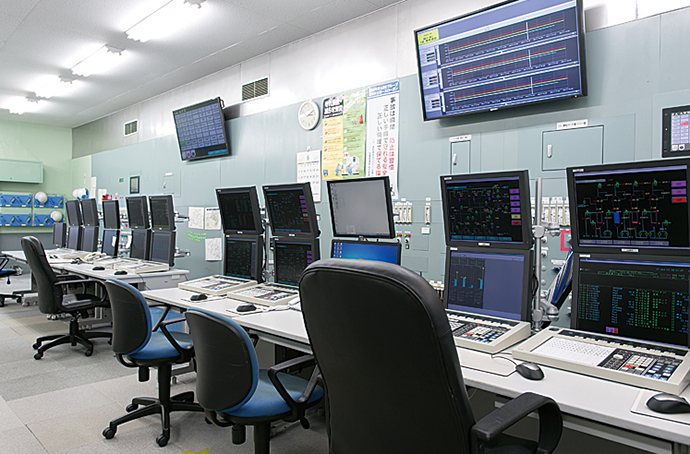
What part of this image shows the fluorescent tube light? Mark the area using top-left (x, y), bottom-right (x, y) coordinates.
top-left (35, 77), bottom-right (79, 99)
top-left (71, 46), bottom-right (124, 77)
top-left (4, 97), bottom-right (41, 115)
top-left (126, 0), bottom-right (204, 43)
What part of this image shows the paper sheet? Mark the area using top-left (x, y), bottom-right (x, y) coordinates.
top-left (188, 206), bottom-right (204, 229)
top-left (205, 237), bottom-right (222, 261)
top-left (205, 207), bottom-right (221, 230)
top-left (297, 150), bottom-right (322, 202)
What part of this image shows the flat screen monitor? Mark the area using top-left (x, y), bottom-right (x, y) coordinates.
top-left (273, 237), bottom-right (320, 286)
top-left (52, 223), bottom-right (66, 248)
top-left (67, 226), bottom-right (81, 250)
top-left (414, 0), bottom-right (587, 121)
top-left (571, 255), bottom-right (690, 348)
top-left (173, 97), bottom-right (230, 161)
top-left (149, 195), bottom-right (175, 231)
top-left (225, 235), bottom-right (263, 282)
top-left (567, 159), bottom-right (690, 256)
top-left (130, 229), bottom-right (151, 260)
top-left (80, 199), bottom-right (98, 227)
top-left (102, 200), bottom-right (120, 230)
top-left (102, 229), bottom-right (119, 257)
top-left (263, 183), bottom-right (319, 237)
top-left (215, 186), bottom-right (263, 235)
top-left (330, 239), bottom-right (401, 265)
top-left (443, 247), bottom-right (533, 321)
top-left (126, 196), bottom-right (150, 230)
top-left (150, 231), bottom-right (176, 266)
top-left (327, 176), bottom-right (395, 238)
top-left (662, 104), bottom-right (690, 158)
top-left (81, 226), bottom-right (99, 252)
top-left (65, 200), bottom-right (82, 226)
top-left (440, 170), bottom-right (532, 249)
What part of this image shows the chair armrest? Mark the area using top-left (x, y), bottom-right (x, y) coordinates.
top-left (471, 392), bottom-right (562, 454)
top-left (158, 315), bottom-right (191, 358)
top-left (268, 355), bottom-right (321, 419)
top-left (151, 305), bottom-right (171, 332)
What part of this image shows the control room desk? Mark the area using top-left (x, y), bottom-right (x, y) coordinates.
top-left (141, 287), bottom-right (690, 454)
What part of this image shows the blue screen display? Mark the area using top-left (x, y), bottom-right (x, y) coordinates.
top-left (331, 241), bottom-right (400, 265)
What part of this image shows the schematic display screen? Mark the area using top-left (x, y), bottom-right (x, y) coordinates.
top-left (173, 98), bottom-right (229, 161)
top-left (443, 176), bottom-right (525, 244)
top-left (571, 165), bottom-right (690, 251)
top-left (224, 238), bottom-right (256, 280)
top-left (574, 257), bottom-right (690, 347)
top-left (274, 241), bottom-right (314, 286)
top-left (264, 187), bottom-right (314, 235)
top-left (445, 249), bottom-right (527, 320)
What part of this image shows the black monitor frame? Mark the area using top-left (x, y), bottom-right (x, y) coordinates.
top-left (65, 200), bottom-right (83, 227)
top-left (330, 239), bottom-right (402, 265)
top-left (272, 236), bottom-right (320, 286)
top-left (224, 234), bottom-right (264, 282)
top-left (102, 199), bottom-right (120, 230)
top-left (126, 196), bottom-right (150, 230)
top-left (662, 104), bottom-right (690, 158)
top-left (130, 229), bottom-right (151, 261)
top-left (67, 226), bottom-right (82, 250)
top-left (567, 159), bottom-right (690, 256)
top-left (263, 182), bottom-right (320, 238)
top-left (326, 176), bottom-right (396, 239)
top-left (149, 195), bottom-right (176, 231)
top-left (81, 226), bottom-right (99, 252)
top-left (149, 230), bottom-right (176, 266)
top-left (571, 253), bottom-right (690, 348)
top-left (442, 246), bottom-right (533, 321)
top-left (80, 199), bottom-right (98, 227)
top-left (440, 170), bottom-right (533, 249)
top-left (215, 186), bottom-right (263, 235)
top-left (52, 223), bottom-right (67, 248)
top-left (102, 229), bottom-right (120, 257)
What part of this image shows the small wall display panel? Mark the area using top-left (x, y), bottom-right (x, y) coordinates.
top-left (414, 0), bottom-right (587, 120)
top-left (662, 104), bottom-right (690, 158)
top-left (173, 97), bottom-right (229, 161)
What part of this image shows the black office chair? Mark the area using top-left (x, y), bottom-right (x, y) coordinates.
top-left (0, 253), bottom-right (22, 306)
top-left (184, 308), bottom-right (323, 454)
top-left (102, 279), bottom-right (204, 447)
top-left (299, 259), bottom-right (564, 454)
top-left (20, 236), bottom-right (111, 359)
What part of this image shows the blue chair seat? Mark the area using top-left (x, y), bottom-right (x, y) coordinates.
top-left (128, 331), bottom-right (192, 361)
top-left (221, 370), bottom-right (324, 419)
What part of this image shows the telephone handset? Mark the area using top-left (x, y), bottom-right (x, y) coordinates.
top-left (83, 252), bottom-right (106, 262)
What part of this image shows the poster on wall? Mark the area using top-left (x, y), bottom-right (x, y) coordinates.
top-left (365, 81), bottom-right (399, 198)
top-left (321, 96), bottom-right (343, 180)
top-left (321, 90), bottom-right (367, 180)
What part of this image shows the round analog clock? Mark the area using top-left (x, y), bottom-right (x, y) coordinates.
top-left (298, 100), bottom-right (320, 130)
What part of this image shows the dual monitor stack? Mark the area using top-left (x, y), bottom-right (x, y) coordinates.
top-left (61, 199), bottom-right (99, 252)
top-left (125, 195), bottom-right (176, 266)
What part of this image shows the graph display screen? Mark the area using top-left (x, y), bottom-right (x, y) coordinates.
top-left (216, 187), bottom-right (262, 235)
top-left (263, 183), bottom-right (319, 237)
top-left (173, 97), bottom-right (229, 161)
top-left (443, 247), bottom-right (532, 320)
top-left (331, 240), bottom-right (401, 265)
top-left (225, 236), bottom-right (261, 280)
top-left (567, 160), bottom-right (690, 255)
top-left (149, 195), bottom-right (175, 231)
top-left (441, 170), bottom-right (532, 248)
top-left (572, 255), bottom-right (690, 348)
top-left (274, 239), bottom-right (319, 286)
top-left (126, 196), bottom-right (150, 230)
top-left (662, 104), bottom-right (690, 158)
top-left (415, 0), bottom-right (586, 120)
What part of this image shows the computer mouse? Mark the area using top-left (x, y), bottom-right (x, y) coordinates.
top-left (114, 270), bottom-right (128, 275)
top-left (92, 266), bottom-right (105, 271)
top-left (71, 259), bottom-right (81, 264)
top-left (236, 303), bottom-right (257, 313)
top-left (190, 293), bottom-right (208, 301)
top-left (515, 362), bottom-right (545, 380)
top-left (646, 393), bottom-right (690, 414)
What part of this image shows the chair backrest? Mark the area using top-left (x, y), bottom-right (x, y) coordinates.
top-left (184, 309), bottom-right (258, 412)
top-left (103, 279), bottom-right (152, 355)
top-left (299, 259), bottom-right (476, 454)
top-left (20, 236), bottom-right (61, 314)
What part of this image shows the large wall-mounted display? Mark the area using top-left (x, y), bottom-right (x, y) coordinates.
top-left (173, 97), bottom-right (230, 161)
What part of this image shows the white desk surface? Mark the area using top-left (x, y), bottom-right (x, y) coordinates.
top-left (140, 286), bottom-right (690, 448)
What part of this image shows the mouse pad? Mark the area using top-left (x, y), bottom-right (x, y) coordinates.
top-left (631, 389), bottom-right (690, 426)
top-left (181, 295), bottom-right (226, 304)
top-left (457, 349), bottom-right (515, 377)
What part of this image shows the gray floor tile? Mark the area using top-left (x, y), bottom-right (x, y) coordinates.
top-left (0, 395), bottom-right (24, 430)
top-left (10, 383), bottom-right (113, 424)
top-left (0, 366), bottom-right (95, 401)
top-left (0, 425), bottom-right (49, 454)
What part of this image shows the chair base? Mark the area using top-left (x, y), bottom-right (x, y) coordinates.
top-left (32, 315), bottom-right (111, 359)
top-left (0, 294), bottom-right (21, 307)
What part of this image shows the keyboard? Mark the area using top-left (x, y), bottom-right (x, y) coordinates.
top-left (226, 283), bottom-right (299, 307)
top-left (178, 275), bottom-right (257, 296)
top-left (512, 327), bottom-right (690, 394)
top-left (446, 310), bottom-right (531, 354)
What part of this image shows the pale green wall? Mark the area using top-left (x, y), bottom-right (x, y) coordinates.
top-left (71, 155), bottom-right (91, 193)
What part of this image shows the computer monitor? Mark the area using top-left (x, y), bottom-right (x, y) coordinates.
top-left (80, 198), bottom-right (98, 227)
top-left (273, 237), bottom-right (320, 286)
top-left (571, 254), bottom-right (690, 348)
top-left (440, 170), bottom-right (532, 249)
top-left (263, 183), bottom-right (319, 237)
top-left (81, 226), bottom-right (99, 252)
top-left (215, 186), bottom-right (263, 235)
top-left (65, 200), bottom-right (82, 227)
top-left (150, 231), bottom-right (176, 266)
top-left (567, 159), bottom-right (690, 256)
top-left (662, 104), bottom-right (690, 158)
top-left (149, 195), bottom-right (175, 231)
top-left (126, 196), bottom-right (150, 230)
top-left (52, 223), bottom-right (66, 247)
top-left (102, 229), bottom-right (120, 257)
top-left (224, 235), bottom-right (264, 282)
top-left (102, 200), bottom-right (120, 230)
top-left (67, 226), bottom-right (81, 250)
top-left (443, 247), bottom-right (533, 321)
top-left (327, 176), bottom-right (395, 238)
top-left (130, 229), bottom-right (151, 260)
top-left (330, 239), bottom-right (401, 265)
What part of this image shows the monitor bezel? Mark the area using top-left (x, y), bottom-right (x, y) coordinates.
top-left (173, 97), bottom-right (230, 162)
top-left (53, 222), bottom-right (66, 248)
top-left (326, 176), bottom-right (396, 239)
top-left (102, 229), bottom-right (120, 257)
top-left (130, 229), bottom-right (151, 260)
top-left (81, 226), bottom-right (99, 252)
top-left (330, 239), bottom-right (402, 265)
top-left (662, 104), bottom-right (690, 158)
top-left (149, 195), bottom-right (176, 231)
top-left (272, 236), bottom-right (321, 286)
top-left (65, 200), bottom-right (83, 227)
top-left (102, 199), bottom-right (120, 230)
top-left (215, 186), bottom-right (264, 236)
top-left (149, 230), bottom-right (176, 266)
top-left (126, 196), bottom-right (150, 230)
top-left (263, 182), bottom-right (320, 238)
top-left (440, 170), bottom-right (533, 249)
top-left (224, 234), bottom-right (264, 283)
top-left (442, 246), bottom-right (533, 321)
top-left (566, 159), bottom-right (690, 256)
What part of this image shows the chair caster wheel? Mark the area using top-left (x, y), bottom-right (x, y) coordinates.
top-left (34, 352), bottom-right (43, 360)
top-left (107, 339), bottom-right (112, 345)
top-left (126, 403), bottom-right (138, 412)
top-left (102, 427), bottom-right (116, 439)
top-left (205, 418), bottom-right (213, 425)
top-left (32, 342), bottom-right (40, 350)
top-left (85, 350), bottom-right (93, 357)
top-left (300, 418), bottom-right (310, 429)
top-left (156, 434), bottom-right (169, 447)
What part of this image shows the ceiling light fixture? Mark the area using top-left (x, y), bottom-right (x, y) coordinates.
top-left (35, 77), bottom-right (79, 99)
top-left (71, 46), bottom-right (124, 77)
top-left (126, 0), bottom-right (205, 43)
top-left (4, 97), bottom-right (41, 115)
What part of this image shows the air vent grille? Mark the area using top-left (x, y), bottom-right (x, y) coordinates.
top-left (242, 77), bottom-right (269, 101)
top-left (124, 120), bottom-right (138, 136)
